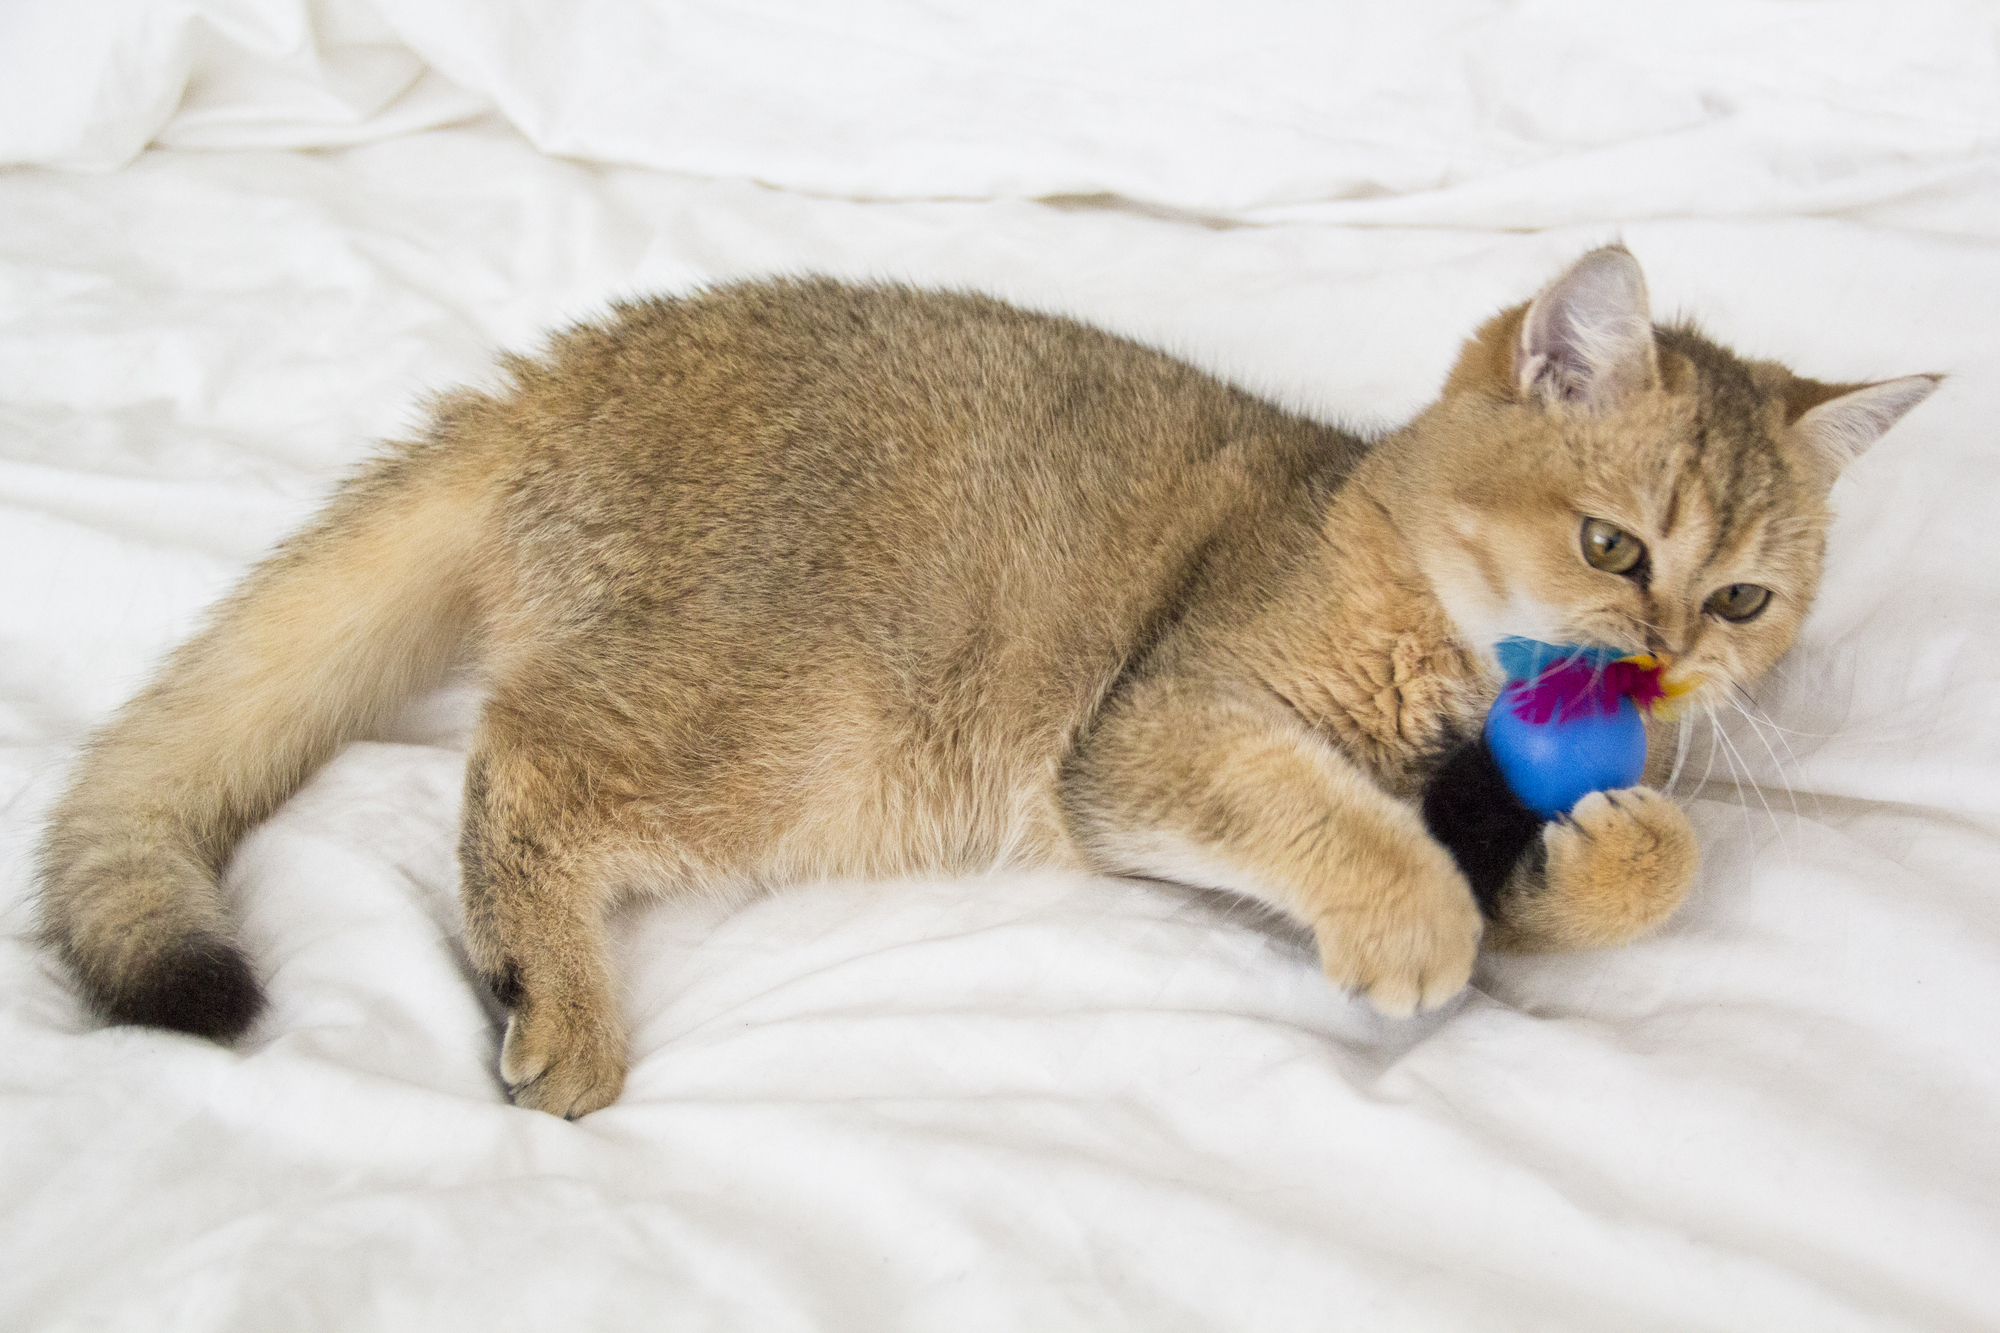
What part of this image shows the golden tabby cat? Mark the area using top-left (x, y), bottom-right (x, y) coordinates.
top-left (38, 247), bottom-right (1936, 1116)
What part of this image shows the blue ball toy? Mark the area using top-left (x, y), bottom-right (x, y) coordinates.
top-left (1483, 638), bottom-right (1662, 819)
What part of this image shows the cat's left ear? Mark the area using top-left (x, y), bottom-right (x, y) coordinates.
top-left (1514, 245), bottom-right (1659, 412)
top-left (1786, 374), bottom-right (1942, 476)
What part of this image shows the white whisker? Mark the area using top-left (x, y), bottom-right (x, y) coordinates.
top-left (1711, 707), bottom-right (1790, 865)
top-left (1694, 699), bottom-right (1722, 795)
top-left (1724, 687), bottom-right (1815, 827)
top-left (1698, 700), bottom-right (1759, 852)
top-left (1663, 712), bottom-right (1692, 797)
top-left (1728, 680), bottom-right (1842, 742)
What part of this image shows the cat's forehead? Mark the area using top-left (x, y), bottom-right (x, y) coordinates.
top-left (1580, 326), bottom-right (1811, 558)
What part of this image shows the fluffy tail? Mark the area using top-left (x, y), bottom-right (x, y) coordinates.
top-left (37, 439), bottom-right (493, 1039)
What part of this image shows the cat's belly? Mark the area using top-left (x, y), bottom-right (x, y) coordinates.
top-left (755, 742), bottom-right (1085, 883)
top-left (573, 646), bottom-right (1107, 892)
top-left (619, 724), bottom-right (1089, 893)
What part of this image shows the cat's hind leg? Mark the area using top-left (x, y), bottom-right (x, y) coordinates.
top-left (458, 705), bottom-right (636, 1119)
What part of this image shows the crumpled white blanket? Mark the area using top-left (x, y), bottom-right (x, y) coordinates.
top-left (9, 0), bottom-right (1999, 225)
top-left (2, 4), bottom-right (1997, 1329)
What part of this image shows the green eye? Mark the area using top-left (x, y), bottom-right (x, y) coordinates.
top-left (1704, 583), bottom-right (1772, 622)
top-left (1581, 518), bottom-right (1646, 576)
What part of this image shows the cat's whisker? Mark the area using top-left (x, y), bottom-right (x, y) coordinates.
top-left (1726, 714), bottom-right (1840, 741)
top-left (1709, 707), bottom-right (1790, 864)
top-left (1694, 699), bottom-right (1724, 798)
top-left (1729, 680), bottom-right (1831, 814)
top-left (1695, 700), bottom-right (1754, 836)
top-left (1662, 712), bottom-right (1693, 797)
top-left (1726, 679), bottom-right (1842, 742)
top-left (1703, 702), bottom-right (1763, 853)
top-left (1722, 688), bottom-right (1815, 828)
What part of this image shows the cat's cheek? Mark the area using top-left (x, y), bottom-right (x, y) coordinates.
top-left (1426, 569), bottom-right (1566, 661)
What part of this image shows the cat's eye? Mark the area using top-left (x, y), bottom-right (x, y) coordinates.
top-left (1704, 583), bottom-right (1771, 622)
top-left (1580, 518), bottom-right (1646, 576)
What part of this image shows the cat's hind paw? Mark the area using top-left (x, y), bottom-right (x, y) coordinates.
top-left (500, 1001), bottom-right (628, 1119)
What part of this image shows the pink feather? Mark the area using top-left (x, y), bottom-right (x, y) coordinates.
top-left (1507, 656), bottom-right (1665, 725)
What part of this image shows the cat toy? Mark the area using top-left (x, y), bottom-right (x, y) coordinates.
top-left (1420, 637), bottom-right (1681, 908)
top-left (1483, 637), bottom-right (1669, 818)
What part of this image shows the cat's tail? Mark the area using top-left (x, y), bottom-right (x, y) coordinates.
top-left (37, 432), bottom-right (497, 1040)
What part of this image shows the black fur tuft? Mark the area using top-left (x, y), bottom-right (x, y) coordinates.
top-left (485, 957), bottom-right (524, 1011)
top-left (1421, 737), bottom-right (1546, 916)
top-left (90, 937), bottom-right (265, 1041)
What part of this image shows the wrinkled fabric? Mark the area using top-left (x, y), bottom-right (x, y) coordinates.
top-left (3, 6), bottom-right (1998, 1330)
top-left (7, 0), bottom-right (1999, 223)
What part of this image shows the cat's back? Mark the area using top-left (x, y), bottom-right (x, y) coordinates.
top-left (472, 279), bottom-right (1355, 638)
top-left (496, 278), bottom-right (1329, 495)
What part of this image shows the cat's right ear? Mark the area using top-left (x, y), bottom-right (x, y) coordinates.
top-left (1512, 246), bottom-right (1659, 412)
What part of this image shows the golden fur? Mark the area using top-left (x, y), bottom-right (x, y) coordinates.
top-left (37, 248), bottom-right (1937, 1116)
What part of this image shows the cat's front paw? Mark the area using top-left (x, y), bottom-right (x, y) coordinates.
top-left (500, 1000), bottom-right (628, 1119)
top-left (1489, 787), bottom-right (1698, 953)
top-left (1315, 839), bottom-right (1482, 1018)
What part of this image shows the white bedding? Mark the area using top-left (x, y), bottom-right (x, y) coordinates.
top-left (4, 3), bottom-right (1998, 1329)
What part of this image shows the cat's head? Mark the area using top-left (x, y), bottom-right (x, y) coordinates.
top-left (1399, 245), bottom-right (1938, 703)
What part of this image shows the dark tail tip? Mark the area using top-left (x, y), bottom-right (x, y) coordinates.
top-left (92, 936), bottom-right (266, 1041)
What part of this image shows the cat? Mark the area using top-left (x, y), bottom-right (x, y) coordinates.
top-left (36, 246), bottom-right (1938, 1118)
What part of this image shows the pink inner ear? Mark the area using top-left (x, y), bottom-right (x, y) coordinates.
top-left (1509, 657), bottom-right (1665, 724)
top-left (1516, 247), bottom-right (1657, 409)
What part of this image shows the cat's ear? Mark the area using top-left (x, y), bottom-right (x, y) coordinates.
top-left (1786, 374), bottom-right (1942, 475)
top-left (1514, 246), bottom-right (1659, 412)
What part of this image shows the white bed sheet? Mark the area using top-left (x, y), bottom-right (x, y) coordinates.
top-left (3, 4), bottom-right (1998, 1330)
